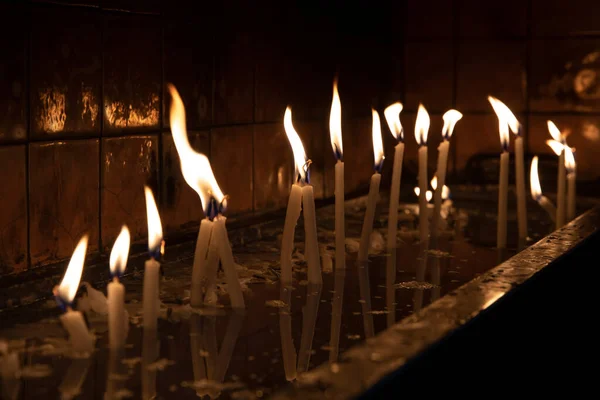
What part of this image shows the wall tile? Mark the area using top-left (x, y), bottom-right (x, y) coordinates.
top-left (210, 126), bottom-right (253, 215)
top-left (405, 0), bottom-right (453, 39)
top-left (29, 140), bottom-right (99, 267)
top-left (104, 14), bottom-right (161, 134)
top-left (457, 41), bottom-right (526, 112)
top-left (255, 39), bottom-right (294, 123)
top-left (530, 39), bottom-right (600, 112)
top-left (31, 5), bottom-right (101, 138)
top-left (457, 0), bottom-right (527, 38)
top-left (529, 115), bottom-right (600, 181)
top-left (162, 130), bottom-right (210, 233)
top-left (102, 136), bottom-right (159, 248)
top-left (405, 41), bottom-right (454, 113)
top-left (214, 31), bottom-right (254, 125)
top-left (294, 120), bottom-right (326, 200)
top-left (532, 0), bottom-right (600, 37)
top-left (0, 146), bottom-right (27, 274)
top-left (0, 2), bottom-right (26, 143)
top-left (164, 20), bottom-right (213, 129)
top-left (252, 124), bottom-right (293, 210)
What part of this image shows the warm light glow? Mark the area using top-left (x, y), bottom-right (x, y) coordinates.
top-left (488, 96), bottom-right (518, 149)
top-left (384, 102), bottom-right (404, 142)
top-left (284, 107), bottom-right (309, 183)
top-left (168, 84), bottom-right (226, 214)
top-left (530, 156), bottom-right (542, 200)
top-left (57, 235), bottom-right (89, 304)
top-left (372, 109), bottom-right (385, 172)
top-left (414, 104), bottom-right (430, 146)
top-left (441, 109), bottom-right (463, 140)
top-left (431, 176), bottom-right (450, 200)
top-left (547, 120), bottom-right (564, 143)
top-left (546, 139), bottom-right (564, 156)
top-left (431, 176), bottom-right (438, 190)
top-left (565, 146), bottom-right (576, 173)
top-left (329, 79), bottom-right (343, 160)
top-left (414, 187), bottom-right (433, 202)
top-left (144, 185), bottom-right (163, 253)
top-left (109, 225), bottom-right (130, 277)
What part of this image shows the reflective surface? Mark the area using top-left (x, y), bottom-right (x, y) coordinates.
top-left (0, 194), bottom-right (574, 399)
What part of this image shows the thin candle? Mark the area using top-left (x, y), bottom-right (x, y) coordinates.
top-left (108, 225), bottom-right (130, 349)
top-left (415, 104), bottom-right (430, 245)
top-left (384, 102), bottom-right (404, 253)
top-left (565, 146), bottom-right (576, 221)
top-left (431, 109), bottom-right (462, 247)
top-left (329, 78), bottom-right (345, 272)
top-left (143, 186), bottom-right (163, 331)
top-left (53, 235), bottom-right (95, 354)
top-left (547, 121), bottom-right (567, 228)
top-left (488, 97), bottom-right (511, 249)
top-left (357, 109), bottom-right (385, 263)
top-left (283, 107), bottom-right (322, 285)
top-left (530, 156), bottom-right (557, 221)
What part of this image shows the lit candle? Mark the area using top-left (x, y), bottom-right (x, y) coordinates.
top-left (547, 121), bottom-right (567, 228)
top-left (384, 102), bottom-right (404, 252)
top-left (329, 78), bottom-right (345, 272)
top-left (283, 107), bottom-right (322, 285)
top-left (431, 109), bottom-right (462, 247)
top-left (143, 186), bottom-right (163, 331)
top-left (357, 109), bottom-right (385, 263)
top-left (414, 186), bottom-right (433, 203)
top-left (212, 214), bottom-right (245, 309)
top-left (530, 156), bottom-right (557, 221)
top-left (53, 235), bottom-right (95, 354)
top-left (565, 146), bottom-right (577, 221)
top-left (414, 105), bottom-right (430, 245)
top-left (108, 225), bottom-right (130, 349)
top-left (488, 97), bottom-right (512, 249)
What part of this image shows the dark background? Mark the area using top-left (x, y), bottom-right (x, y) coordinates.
top-left (1, 0), bottom-right (600, 275)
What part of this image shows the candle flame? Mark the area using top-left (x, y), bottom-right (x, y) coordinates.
top-left (384, 102), bottom-right (404, 142)
top-left (109, 225), bottom-right (130, 277)
top-left (414, 187), bottom-right (433, 202)
top-left (546, 139), bottom-right (564, 156)
top-left (144, 185), bottom-right (163, 254)
top-left (57, 235), bottom-right (89, 304)
top-left (530, 156), bottom-right (542, 200)
top-left (564, 146), bottom-right (576, 173)
top-left (431, 176), bottom-right (450, 200)
top-left (284, 107), bottom-right (309, 183)
top-left (329, 79), bottom-right (343, 160)
top-left (488, 96), bottom-right (519, 150)
top-left (414, 104), bottom-right (430, 146)
top-left (547, 120), bottom-right (564, 143)
top-left (442, 109), bottom-right (463, 140)
top-left (168, 84), bottom-right (226, 216)
top-left (372, 109), bottom-right (385, 172)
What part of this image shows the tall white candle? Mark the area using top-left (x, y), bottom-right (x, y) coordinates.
top-left (565, 146), bottom-right (576, 221)
top-left (531, 156), bottom-right (557, 222)
top-left (357, 262), bottom-right (374, 338)
top-left (297, 283), bottom-right (322, 374)
top-left (329, 79), bottom-right (346, 272)
top-left (415, 105), bottom-right (431, 245)
top-left (54, 235), bottom-right (95, 354)
top-left (514, 135), bottom-right (528, 242)
top-left (191, 219), bottom-right (214, 307)
top-left (498, 151), bottom-right (509, 249)
top-left (358, 109), bottom-right (385, 263)
top-left (302, 185), bottom-right (323, 285)
top-left (143, 186), bottom-right (163, 331)
top-left (384, 102), bottom-right (405, 252)
top-left (141, 327), bottom-right (158, 400)
top-left (431, 109), bottom-right (462, 247)
top-left (557, 148), bottom-right (566, 228)
top-left (108, 225), bottom-right (130, 349)
top-left (281, 184), bottom-right (302, 284)
top-left (386, 248), bottom-right (396, 328)
top-left (212, 216), bottom-right (245, 309)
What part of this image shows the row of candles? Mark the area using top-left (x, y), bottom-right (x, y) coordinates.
top-left (51, 80), bottom-right (577, 356)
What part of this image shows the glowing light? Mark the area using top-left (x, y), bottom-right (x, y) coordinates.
top-left (56, 235), bottom-right (89, 304)
top-left (384, 102), bottom-right (404, 142)
top-left (441, 109), bottom-right (462, 140)
top-left (546, 139), bottom-right (564, 156)
top-left (144, 186), bottom-right (163, 254)
top-left (284, 107), bottom-right (309, 183)
top-left (547, 120), bottom-right (565, 143)
top-left (109, 225), bottom-right (130, 278)
top-left (414, 104), bottom-right (430, 146)
top-left (329, 79), bottom-right (343, 160)
top-left (372, 109), bottom-right (385, 172)
top-left (488, 96), bottom-right (519, 150)
top-left (530, 156), bottom-right (542, 200)
top-left (565, 146), bottom-right (576, 173)
top-left (414, 187), bottom-right (433, 202)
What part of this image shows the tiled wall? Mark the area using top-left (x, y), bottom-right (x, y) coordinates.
top-left (1, 0), bottom-right (600, 275)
